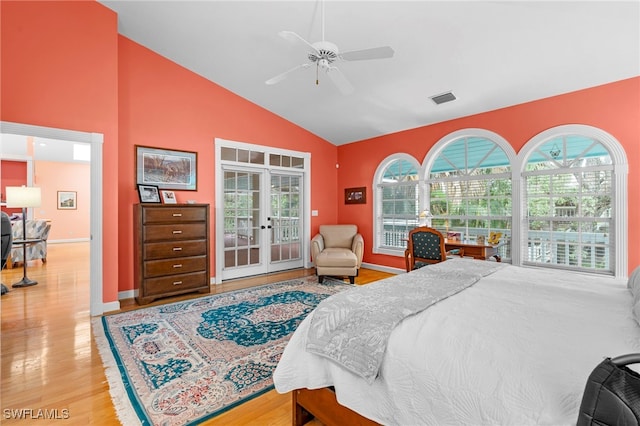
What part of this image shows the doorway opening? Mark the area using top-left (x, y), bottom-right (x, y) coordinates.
top-left (0, 121), bottom-right (104, 315)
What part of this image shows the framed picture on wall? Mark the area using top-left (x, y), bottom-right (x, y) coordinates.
top-left (345, 187), bottom-right (366, 205)
top-left (137, 184), bottom-right (161, 203)
top-left (57, 191), bottom-right (77, 210)
top-left (136, 145), bottom-right (197, 191)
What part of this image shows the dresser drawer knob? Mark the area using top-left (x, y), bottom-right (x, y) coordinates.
top-left (172, 230), bottom-right (183, 234)
top-left (173, 264), bottom-right (183, 268)
top-left (172, 213), bottom-right (183, 217)
top-left (172, 281), bottom-right (183, 285)
top-left (172, 247), bottom-right (183, 251)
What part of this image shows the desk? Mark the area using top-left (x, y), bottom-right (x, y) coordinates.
top-left (445, 240), bottom-right (502, 262)
top-left (11, 238), bottom-right (42, 287)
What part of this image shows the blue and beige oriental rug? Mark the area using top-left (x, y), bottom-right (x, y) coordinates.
top-left (93, 276), bottom-right (350, 426)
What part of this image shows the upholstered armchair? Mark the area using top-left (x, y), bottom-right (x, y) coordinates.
top-left (311, 224), bottom-right (364, 284)
top-left (404, 226), bottom-right (447, 272)
top-left (8, 219), bottom-right (51, 268)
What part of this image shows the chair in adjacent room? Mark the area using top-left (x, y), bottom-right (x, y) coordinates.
top-left (311, 224), bottom-right (364, 284)
top-left (404, 226), bottom-right (447, 272)
top-left (1, 212), bottom-right (13, 295)
top-left (8, 219), bottom-right (51, 268)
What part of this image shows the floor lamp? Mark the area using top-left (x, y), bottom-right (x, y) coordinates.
top-left (6, 186), bottom-right (42, 288)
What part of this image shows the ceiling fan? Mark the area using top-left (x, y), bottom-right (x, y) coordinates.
top-left (265, 1), bottom-right (394, 95)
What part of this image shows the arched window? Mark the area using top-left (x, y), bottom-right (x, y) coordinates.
top-left (424, 130), bottom-right (515, 261)
top-left (373, 154), bottom-right (421, 255)
top-left (520, 125), bottom-right (628, 276)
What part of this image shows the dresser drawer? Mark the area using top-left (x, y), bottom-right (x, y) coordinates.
top-left (143, 206), bottom-right (207, 224)
top-left (142, 271), bottom-right (209, 296)
top-left (144, 255), bottom-right (208, 277)
top-left (144, 240), bottom-right (207, 260)
top-left (143, 223), bottom-right (207, 242)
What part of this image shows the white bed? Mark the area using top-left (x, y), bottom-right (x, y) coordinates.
top-left (273, 259), bottom-right (640, 425)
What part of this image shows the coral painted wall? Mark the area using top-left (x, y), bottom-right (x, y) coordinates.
top-left (1, 160), bottom-right (27, 216)
top-left (1, 0), bottom-right (119, 303)
top-left (337, 77), bottom-right (640, 273)
top-left (117, 36), bottom-right (338, 292)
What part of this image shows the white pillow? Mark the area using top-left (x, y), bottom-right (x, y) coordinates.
top-left (628, 266), bottom-right (640, 325)
top-left (629, 266), bottom-right (640, 306)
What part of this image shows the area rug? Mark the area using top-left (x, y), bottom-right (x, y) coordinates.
top-left (93, 276), bottom-right (350, 426)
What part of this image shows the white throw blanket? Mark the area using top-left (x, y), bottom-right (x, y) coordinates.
top-left (305, 259), bottom-right (505, 382)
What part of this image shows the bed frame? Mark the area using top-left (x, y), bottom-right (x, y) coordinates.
top-left (292, 387), bottom-right (379, 426)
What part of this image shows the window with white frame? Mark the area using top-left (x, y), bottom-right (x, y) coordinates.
top-left (373, 155), bottom-right (420, 254)
top-left (427, 135), bottom-right (513, 261)
top-left (523, 134), bottom-right (614, 273)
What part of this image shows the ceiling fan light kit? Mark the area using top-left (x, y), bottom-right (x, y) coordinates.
top-left (265, 1), bottom-right (394, 94)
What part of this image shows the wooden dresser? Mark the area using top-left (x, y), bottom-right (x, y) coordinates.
top-left (134, 204), bottom-right (210, 305)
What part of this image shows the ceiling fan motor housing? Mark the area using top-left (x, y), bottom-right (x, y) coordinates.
top-left (309, 41), bottom-right (339, 67)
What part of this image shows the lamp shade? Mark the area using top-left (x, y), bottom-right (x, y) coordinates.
top-left (6, 186), bottom-right (42, 208)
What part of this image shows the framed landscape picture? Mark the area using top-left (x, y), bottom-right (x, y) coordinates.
top-left (136, 145), bottom-right (197, 191)
top-left (57, 191), bottom-right (77, 210)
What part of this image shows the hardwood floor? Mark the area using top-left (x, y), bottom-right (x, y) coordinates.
top-left (1, 242), bottom-right (394, 425)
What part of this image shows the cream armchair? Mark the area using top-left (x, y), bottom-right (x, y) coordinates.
top-left (311, 224), bottom-right (364, 284)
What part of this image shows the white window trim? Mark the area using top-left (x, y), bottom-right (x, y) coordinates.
top-left (516, 124), bottom-right (628, 278)
top-left (372, 153), bottom-right (421, 256)
top-left (421, 128), bottom-right (517, 256)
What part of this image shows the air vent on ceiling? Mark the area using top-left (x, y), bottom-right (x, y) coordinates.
top-left (430, 91), bottom-right (456, 105)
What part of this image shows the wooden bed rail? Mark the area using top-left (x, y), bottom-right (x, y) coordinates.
top-left (292, 387), bottom-right (379, 426)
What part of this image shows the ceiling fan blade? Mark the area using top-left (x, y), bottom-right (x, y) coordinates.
top-left (278, 31), bottom-right (320, 55)
top-left (265, 63), bottom-right (310, 85)
top-left (325, 66), bottom-right (354, 95)
top-left (340, 46), bottom-right (395, 61)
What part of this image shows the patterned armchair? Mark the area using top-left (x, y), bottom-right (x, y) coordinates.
top-left (404, 226), bottom-right (447, 272)
top-left (8, 219), bottom-right (51, 267)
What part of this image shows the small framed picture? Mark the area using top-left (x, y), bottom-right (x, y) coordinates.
top-left (137, 184), bottom-right (161, 203)
top-left (160, 190), bottom-right (177, 204)
top-left (345, 187), bottom-right (366, 205)
top-left (57, 191), bottom-right (77, 210)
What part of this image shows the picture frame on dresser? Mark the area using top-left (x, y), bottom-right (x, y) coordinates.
top-left (160, 190), bottom-right (177, 204)
top-left (137, 184), bottom-right (161, 203)
top-left (135, 145), bottom-right (197, 191)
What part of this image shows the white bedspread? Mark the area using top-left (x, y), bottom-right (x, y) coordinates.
top-left (273, 259), bottom-right (640, 425)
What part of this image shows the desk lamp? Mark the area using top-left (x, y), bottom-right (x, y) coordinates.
top-left (6, 186), bottom-right (42, 287)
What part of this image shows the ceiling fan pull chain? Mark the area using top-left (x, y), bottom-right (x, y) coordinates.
top-left (316, 62), bottom-right (319, 85)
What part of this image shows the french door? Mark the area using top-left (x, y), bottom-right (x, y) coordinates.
top-left (218, 165), bottom-right (305, 280)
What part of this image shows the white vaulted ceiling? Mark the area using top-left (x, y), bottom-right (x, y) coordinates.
top-left (99, 1), bottom-right (640, 145)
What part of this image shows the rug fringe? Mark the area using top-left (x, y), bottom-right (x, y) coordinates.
top-left (92, 317), bottom-right (143, 426)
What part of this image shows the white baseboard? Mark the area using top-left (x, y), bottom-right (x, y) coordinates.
top-left (101, 300), bottom-right (121, 314)
top-left (118, 289), bottom-right (137, 301)
top-left (48, 238), bottom-right (90, 244)
top-left (361, 262), bottom-right (405, 275)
